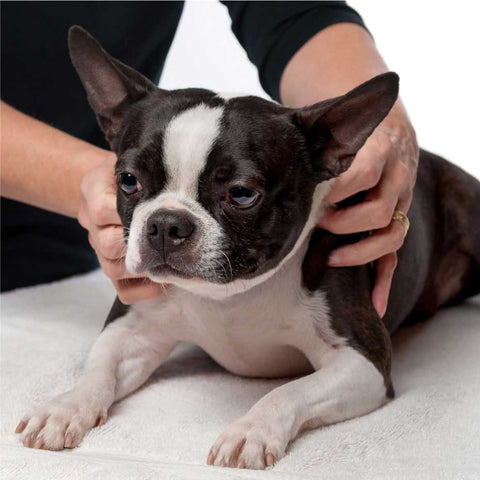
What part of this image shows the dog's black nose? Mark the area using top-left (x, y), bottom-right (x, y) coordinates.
top-left (146, 210), bottom-right (196, 257)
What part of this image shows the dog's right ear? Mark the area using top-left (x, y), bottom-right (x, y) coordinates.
top-left (292, 72), bottom-right (399, 179)
top-left (68, 25), bottom-right (156, 147)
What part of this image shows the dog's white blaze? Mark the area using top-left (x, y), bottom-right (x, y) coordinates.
top-left (163, 104), bottom-right (223, 197)
top-left (125, 103), bottom-right (225, 274)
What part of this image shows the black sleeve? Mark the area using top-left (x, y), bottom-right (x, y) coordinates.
top-left (221, 1), bottom-right (367, 102)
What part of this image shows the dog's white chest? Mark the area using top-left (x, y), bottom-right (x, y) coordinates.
top-left (137, 269), bottom-right (337, 378)
top-left (179, 298), bottom-right (314, 377)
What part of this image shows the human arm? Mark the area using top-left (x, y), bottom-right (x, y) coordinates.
top-left (1, 101), bottom-right (163, 303)
top-left (1, 101), bottom-right (107, 217)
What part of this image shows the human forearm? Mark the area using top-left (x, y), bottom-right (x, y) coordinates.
top-left (1, 101), bottom-right (111, 217)
top-left (280, 23), bottom-right (389, 105)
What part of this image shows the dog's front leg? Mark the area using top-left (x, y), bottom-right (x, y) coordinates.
top-left (208, 345), bottom-right (389, 469)
top-left (16, 307), bottom-right (177, 450)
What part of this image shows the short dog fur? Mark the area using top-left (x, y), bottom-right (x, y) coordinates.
top-left (16, 27), bottom-right (480, 469)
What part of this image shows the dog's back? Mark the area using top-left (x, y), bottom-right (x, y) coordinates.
top-left (384, 149), bottom-right (480, 332)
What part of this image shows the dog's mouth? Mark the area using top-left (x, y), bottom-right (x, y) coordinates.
top-left (148, 264), bottom-right (196, 280)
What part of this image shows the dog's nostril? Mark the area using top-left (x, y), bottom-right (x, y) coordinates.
top-left (147, 222), bottom-right (158, 236)
top-left (169, 226), bottom-right (180, 238)
top-left (168, 220), bottom-right (194, 239)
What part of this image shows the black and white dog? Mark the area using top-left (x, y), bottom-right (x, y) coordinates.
top-left (16, 27), bottom-right (480, 469)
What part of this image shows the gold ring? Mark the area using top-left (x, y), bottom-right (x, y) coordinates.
top-left (392, 209), bottom-right (410, 237)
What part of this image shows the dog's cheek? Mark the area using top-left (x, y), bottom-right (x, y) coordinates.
top-left (117, 197), bottom-right (137, 240)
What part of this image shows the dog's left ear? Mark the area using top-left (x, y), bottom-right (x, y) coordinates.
top-left (68, 25), bottom-right (157, 147)
top-left (293, 72), bottom-right (399, 177)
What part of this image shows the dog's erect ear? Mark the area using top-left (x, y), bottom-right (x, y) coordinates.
top-left (293, 72), bottom-right (399, 178)
top-left (68, 25), bottom-right (156, 146)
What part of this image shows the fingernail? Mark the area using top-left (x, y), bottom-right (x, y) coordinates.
top-left (328, 254), bottom-right (341, 266)
top-left (266, 453), bottom-right (275, 466)
top-left (374, 298), bottom-right (387, 318)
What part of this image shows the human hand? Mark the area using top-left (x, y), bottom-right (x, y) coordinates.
top-left (78, 153), bottom-right (165, 304)
top-left (318, 104), bottom-right (419, 317)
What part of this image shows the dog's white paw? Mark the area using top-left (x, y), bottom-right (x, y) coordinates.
top-left (207, 416), bottom-right (288, 469)
top-left (15, 390), bottom-right (108, 450)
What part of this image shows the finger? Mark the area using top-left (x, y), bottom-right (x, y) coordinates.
top-left (88, 232), bottom-right (97, 252)
top-left (396, 188), bottom-right (413, 215)
top-left (328, 220), bottom-right (405, 267)
top-left (94, 226), bottom-right (127, 260)
top-left (372, 252), bottom-right (398, 318)
top-left (85, 190), bottom-right (121, 227)
top-left (324, 136), bottom-right (388, 203)
top-left (77, 203), bottom-right (90, 230)
top-left (320, 186), bottom-right (398, 234)
top-left (320, 156), bottom-right (409, 234)
top-left (114, 278), bottom-right (166, 305)
top-left (80, 165), bottom-right (120, 227)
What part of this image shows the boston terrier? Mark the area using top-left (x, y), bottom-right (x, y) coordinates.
top-left (16, 26), bottom-right (480, 469)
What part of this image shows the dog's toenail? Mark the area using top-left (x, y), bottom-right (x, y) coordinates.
top-left (15, 421), bottom-right (26, 434)
top-left (33, 438), bottom-right (44, 449)
top-left (64, 433), bottom-right (74, 448)
top-left (24, 433), bottom-right (33, 447)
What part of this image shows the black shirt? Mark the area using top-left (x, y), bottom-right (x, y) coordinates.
top-left (1, 1), bottom-right (364, 291)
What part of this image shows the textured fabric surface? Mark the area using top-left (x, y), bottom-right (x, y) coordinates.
top-left (1, 270), bottom-right (479, 479)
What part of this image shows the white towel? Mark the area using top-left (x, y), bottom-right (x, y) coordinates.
top-left (1, 270), bottom-right (479, 479)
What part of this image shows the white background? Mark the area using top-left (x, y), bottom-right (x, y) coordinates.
top-left (161, 0), bottom-right (480, 179)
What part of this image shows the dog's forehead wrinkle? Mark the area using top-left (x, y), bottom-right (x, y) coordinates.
top-left (163, 103), bottom-right (224, 198)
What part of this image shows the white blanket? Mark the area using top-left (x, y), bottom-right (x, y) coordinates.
top-left (1, 270), bottom-right (479, 480)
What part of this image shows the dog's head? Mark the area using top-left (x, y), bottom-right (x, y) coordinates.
top-left (69, 26), bottom-right (398, 297)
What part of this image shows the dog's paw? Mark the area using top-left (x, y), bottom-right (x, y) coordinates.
top-left (207, 417), bottom-right (288, 469)
top-left (15, 390), bottom-right (108, 450)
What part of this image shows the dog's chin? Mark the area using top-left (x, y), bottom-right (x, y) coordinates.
top-left (145, 263), bottom-right (222, 287)
top-left (149, 264), bottom-right (196, 280)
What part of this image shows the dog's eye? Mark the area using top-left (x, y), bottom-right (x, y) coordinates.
top-left (119, 173), bottom-right (141, 195)
top-left (228, 186), bottom-right (260, 209)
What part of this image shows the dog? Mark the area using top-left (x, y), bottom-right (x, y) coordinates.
top-left (15, 26), bottom-right (480, 469)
